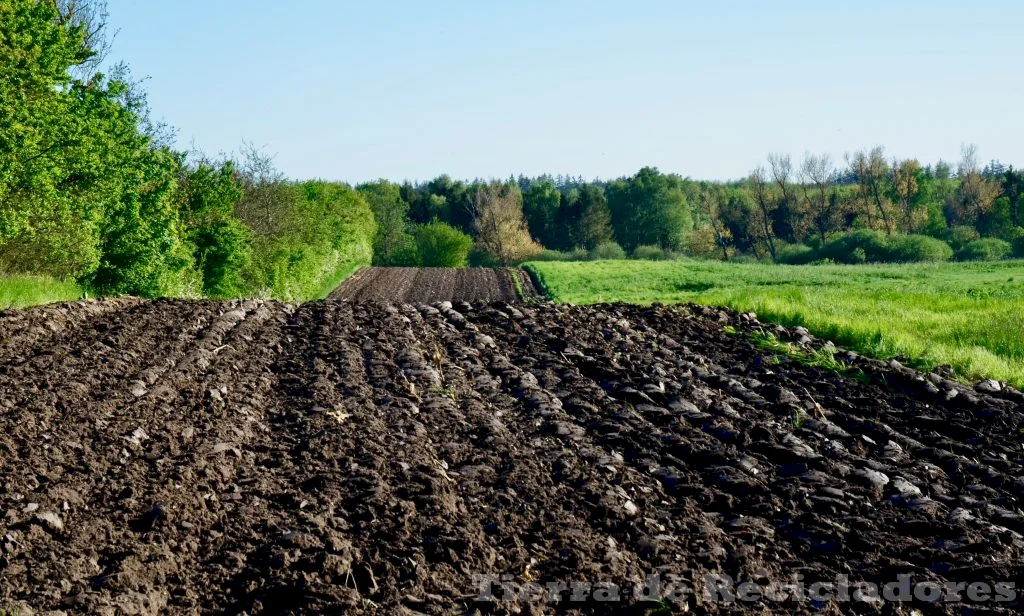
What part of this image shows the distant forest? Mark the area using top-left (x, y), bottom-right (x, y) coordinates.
top-left (364, 148), bottom-right (1023, 267)
top-left (3, 0), bottom-right (1022, 301)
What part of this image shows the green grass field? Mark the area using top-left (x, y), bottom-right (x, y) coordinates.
top-left (0, 275), bottom-right (83, 310)
top-left (526, 259), bottom-right (1024, 388)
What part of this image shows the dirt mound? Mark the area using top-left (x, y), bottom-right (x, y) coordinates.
top-left (1, 299), bottom-right (1023, 614)
top-left (330, 267), bottom-right (538, 303)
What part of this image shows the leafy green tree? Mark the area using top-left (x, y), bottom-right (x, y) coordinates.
top-left (1001, 167), bottom-right (1023, 228)
top-left (1, 2), bottom-right (193, 295)
top-left (177, 160), bottom-right (250, 298)
top-left (847, 147), bottom-right (896, 233)
top-left (977, 197), bottom-right (1015, 239)
top-left (560, 183), bottom-right (613, 250)
top-left (357, 180), bottom-right (414, 265)
top-left (91, 148), bottom-right (193, 297)
top-left (414, 221), bottom-right (473, 267)
top-left (575, 184), bottom-right (614, 250)
top-left (522, 177), bottom-right (561, 248)
top-left (0, 0), bottom-right (98, 274)
top-left (606, 167), bottom-right (692, 251)
top-left (411, 175), bottom-right (474, 231)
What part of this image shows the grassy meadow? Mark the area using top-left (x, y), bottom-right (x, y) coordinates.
top-left (0, 275), bottom-right (84, 310)
top-left (526, 259), bottom-right (1024, 388)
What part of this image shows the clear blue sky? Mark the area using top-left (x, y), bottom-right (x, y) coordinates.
top-left (106, 0), bottom-right (1022, 183)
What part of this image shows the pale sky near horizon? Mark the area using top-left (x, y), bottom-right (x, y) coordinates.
top-left (106, 0), bottom-right (1022, 183)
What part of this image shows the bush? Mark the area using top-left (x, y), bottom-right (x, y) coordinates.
top-left (589, 241), bottom-right (627, 260)
top-left (1013, 232), bottom-right (1024, 258)
top-left (632, 245), bottom-right (673, 260)
top-left (242, 182), bottom-right (376, 301)
top-left (566, 247), bottom-right (590, 261)
top-left (885, 234), bottom-right (953, 263)
top-left (414, 221), bottom-right (473, 267)
top-left (776, 242), bottom-right (817, 265)
top-left (682, 227), bottom-right (728, 260)
top-left (945, 226), bottom-right (981, 252)
top-left (819, 230), bottom-right (890, 264)
top-left (957, 238), bottom-right (1013, 262)
top-left (376, 231), bottom-right (418, 266)
top-left (179, 161), bottom-right (251, 298)
top-left (531, 249), bottom-right (574, 262)
top-left (814, 231), bottom-right (952, 264)
top-left (468, 246), bottom-right (501, 268)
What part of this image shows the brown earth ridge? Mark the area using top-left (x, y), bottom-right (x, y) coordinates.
top-left (330, 267), bottom-right (538, 303)
top-left (0, 295), bottom-right (1023, 614)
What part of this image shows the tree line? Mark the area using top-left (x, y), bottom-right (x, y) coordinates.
top-left (3, 0), bottom-right (1022, 304)
top-left (361, 147), bottom-right (1024, 268)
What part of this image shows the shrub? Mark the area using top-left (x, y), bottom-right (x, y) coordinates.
top-left (566, 247), bottom-right (591, 261)
top-left (188, 217), bottom-right (252, 298)
top-left (776, 242), bottom-right (817, 265)
top-left (819, 230), bottom-right (889, 264)
top-left (632, 245), bottom-right (673, 260)
top-left (414, 221), bottom-right (473, 267)
top-left (589, 241), bottom-right (627, 260)
top-left (1013, 231), bottom-right (1024, 258)
top-left (531, 247), bottom-right (592, 262)
top-left (957, 238), bottom-right (1013, 262)
top-left (885, 234), bottom-right (953, 263)
top-left (531, 249), bottom-right (572, 262)
top-left (945, 226), bottom-right (981, 252)
top-left (682, 227), bottom-right (729, 260)
top-left (242, 182), bottom-right (376, 301)
top-left (178, 161), bottom-right (251, 298)
top-left (376, 231), bottom-right (418, 266)
top-left (468, 246), bottom-right (501, 267)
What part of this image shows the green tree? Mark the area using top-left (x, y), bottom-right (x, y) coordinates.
top-left (522, 177), bottom-right (561, 248)
top-left (357, 180), bottom-right (414, 265)
top-left (414, 221), bottom-right (473, 267)
top-left (606, 167), bottom-right (692, 251)
top-left (0, 0), bottom-right (98, 274)
top-left (1001, 167), bottom-right (1023, 228)
top-left (563, 183), bottom-right (613, 250)
top-left (177, 160), bottom-right (250, 298)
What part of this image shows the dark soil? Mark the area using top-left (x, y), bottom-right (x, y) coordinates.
top-left (330, 267), bottom-right (538, 303)
top-left (1, 298), bottom-right (1022, 615)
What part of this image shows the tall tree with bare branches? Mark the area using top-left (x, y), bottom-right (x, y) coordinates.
top-left (49, 0), bottom-right (115, 77)
top-left (694, 183), bottom-right (732, 260)
top-left (748, 167), bottom-right (778, 261)
top-left (949, 143), bottom-right (1000, 226)
top-left (471, 182), bottom-right (540, 265)
top-left (891, 158), bottom-right (922, 232)
top-left (800, 153), bottom-right (838, 244)
top-left (848, 147), bottom-right (895, 234)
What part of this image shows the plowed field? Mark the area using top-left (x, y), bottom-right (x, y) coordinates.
top-left (1, 298), bottom-right (1023, 614)
top-left (330, 267), bottom-right (537, 303)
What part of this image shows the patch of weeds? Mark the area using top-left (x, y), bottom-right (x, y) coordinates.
top-left (750, 330), bottom-right (870, 384)
top-left (430, 384), bottom-right (459, 402)
top-left (639, 600), bottom-right (673, 615)
top-left (791, 409), bottom-right (809, 429)
top-left (508, 267), bottom-right (540, 303)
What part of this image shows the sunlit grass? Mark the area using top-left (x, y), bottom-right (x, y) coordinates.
top-left (526, 259), bottom-right (1024, 388)
top-left (0, 274), bottom-right (83, 310)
